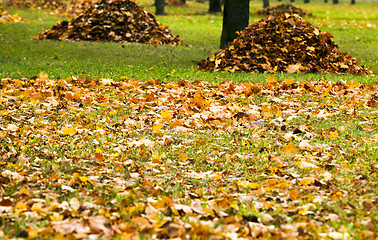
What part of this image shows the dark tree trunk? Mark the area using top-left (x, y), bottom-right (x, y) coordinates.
top-left (155, 0), bottom-right (166, 15)
top-left (290, 0), bottom-right (294, 3)
top-left (181, 0), bottom-right (186, 4)
top-left (220, 0), bottom-right (249, 49)
top-left (277, 0), bottom-right (282, 2)
top-left (325, 0), bottom-right (328, 3)
top-left (304, 0), bottom-right (309, 3)
top-left (209, 0), bottom-right (222, 13)
top-left (263, 0), bottom-right (270, 8)
top-left (351, 0), bottom-right (355, 4)
top-left (333, 0), bottom-right (339, 4)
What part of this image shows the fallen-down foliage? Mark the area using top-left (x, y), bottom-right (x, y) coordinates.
top-left (38, 0), bottom-right (184, 45)
top-left (0, 6), bottom-right (24, 23)
top-left (198, 13), bottom-right (374, 75)
top-left (50, 0), bottom-right (95, 18)
top-left (256, 4), bottom-right (314, 17)
top-left (0, 74), bottom-right (377, 239)
top-left (2, 0), bottom-right (63, 10)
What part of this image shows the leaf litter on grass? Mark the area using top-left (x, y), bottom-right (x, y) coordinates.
top-left (2, 0), bottom-right (64, 10)
top-left (0, 6), bottom-right (24, 23)
top-left (0, 73), bottom-right (377, 239)
top-left (38, 0), bottom-right (184, 46)
top-left (256, 4), bottom-right (314, 17)
top-left (198, 13), bottom-right (374, 75)
top-left (50, 0), bottom-right (95, 18)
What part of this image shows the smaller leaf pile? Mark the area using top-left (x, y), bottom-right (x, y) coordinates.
top-left (167, 0), bottom-right (187, 6)
top-left (256, 4), bottom-right (313, 17)
top-left (38, 0), bottom-right (183, 45)
top-left (198, 14), bottom-right (374, 75)
top-left (0, 6), bottom-right (24, 22)
top-left (3, 0), bottom-right (63, 10)
top-left (50, 0), bottom-right (95, 18)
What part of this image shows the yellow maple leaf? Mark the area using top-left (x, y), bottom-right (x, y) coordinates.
top-left (238, 181), bottom-right (259, 189)
top-left (161, 110), bottom-right (173, 122)
top-left (329, 131), bottom-right (339, 140)
top-left (152, 123), bottom-right (163, 133)
top-left (50, 212), bottom-right (64, 221)
top-left (61, 127), bottom-right (77, 135)
top-left (298, 178), bottom-right (314, 186)
top-left (283, 142), bottom-right (297, 153)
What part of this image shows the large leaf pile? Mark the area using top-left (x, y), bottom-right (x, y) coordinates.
top-left (50, 0), bottom-right (95, 18)
top-left (256, 4), bottom-right (313, 17)
top-left (0, 6), bottom-right (24, 22)
top-left (3, 0), bottom-right (63, 10)
top-left (0, 74), bottom-right (377, 239)
top-left (38, 0), bottom-right (184, 45)
top-left (198, 14), bottom-right (374, 75)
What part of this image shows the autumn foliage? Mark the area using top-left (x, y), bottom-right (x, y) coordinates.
top-left (2, 0), bottom-right (63, 10)
top-left (38, 0), bottom-right (184, 45)
top-left (0, 6), bottom-right (24, 22)
top-left (50, 0), bottom-right (95, 18)
top-left (0, 73), bottom-right (377, 238)
top-left (256, 4), bottom-right (314, 17)
top-left (198, 14), bottom-right (374, 75)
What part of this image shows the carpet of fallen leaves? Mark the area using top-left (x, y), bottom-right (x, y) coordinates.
top-left (38, 0), bottom-right (184, 46)
top-left (2, 0), bottom-right (63, 10)
top-left (0, 74), bottom-right (377, 239)
top-left (0, 6), bottom-right (24, 23)
top-left (50, 0), bottom-right (95, 18)
top-left (198, 14), bottom-right (374, 75)
top-left (256, 4), bottom-right (314, 17)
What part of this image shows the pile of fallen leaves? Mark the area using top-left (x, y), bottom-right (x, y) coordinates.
top-left (256, 4), bottom-right (313, 17)
top-left (0, 73), bottom-right (377, 239)
top-left (38, 0), bottom-right (183, 45)
top-left (167, 0), bottom-right (187, 6)
top-left (2, 0), bottom-right (63, 10)
top-left (0, 6), bottom-right (24, 22)
top-left (50, 0), bottom-right (95, 18)
top-left (198, 13), bottom-right (374, 75)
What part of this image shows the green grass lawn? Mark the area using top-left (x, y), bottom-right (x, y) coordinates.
top-left (0, 0), bottom-right (377, 82)
top-left (0, 1), bottom-right (377, 239)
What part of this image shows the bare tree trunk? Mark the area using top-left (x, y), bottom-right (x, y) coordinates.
top-left (209, 0), bottom-right (222, 13)
top-left (155, 0), bottom-right (166, 15)
top-left (220, 0), bottom-right (249, 49)
top-left (263, 0), bottom-right (270, 8)
top-left (351, 0), bottom-right (356, 4)
top-left (333, 0), bottom-right (339, 4)
top-left (304, 0), bottom-right (310, 3)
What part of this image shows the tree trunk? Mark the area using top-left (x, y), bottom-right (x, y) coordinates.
top-left (324, 0), bottom-right (328, 3)
top-left (290, 0), bottom-right (294, 3)
top-left (155, 0), bottom-right (166, 15)
top-left (304, 0), bottom-right (309, 3)
top-left (181, 0), bottom-right (186, 3)
top-left (351, 0), bottom-right (355, 4)
top-left (333, 0), bottom-right (339, 4)
top-left (220, 0), bottom-right (249, 49)
top-left (263, 0), bottom-right (269, 8)
top-left (209, 0), bottom-right (222, 13)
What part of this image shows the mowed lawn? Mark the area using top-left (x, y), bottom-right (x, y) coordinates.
top-left (0, 0), bottom-right (377, 239)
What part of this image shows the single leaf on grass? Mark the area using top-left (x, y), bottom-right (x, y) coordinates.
top-left (283, 142), bottom-right (297, 153)
top-left (152, 123), bottom-right (163, 133)
top-left (238, 181), bottom-right (259, 189)
top-left (161, 110), bottom-right (172, 122)
top-left (61, 126), bottom-right (77, 135)
top-left (298, 178), bottom-right (314, 186)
